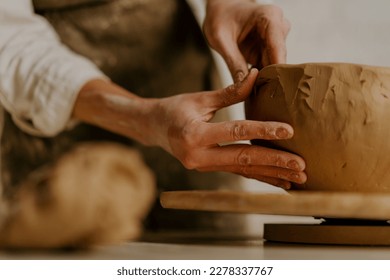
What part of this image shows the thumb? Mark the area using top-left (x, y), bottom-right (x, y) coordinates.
top-left (218, 41), bottom-right (249, 83)
top-left (208, 68), bottom-right (259, 110)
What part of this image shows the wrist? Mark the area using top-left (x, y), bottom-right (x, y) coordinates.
top-left (73, 79), bottom-right (158, 146)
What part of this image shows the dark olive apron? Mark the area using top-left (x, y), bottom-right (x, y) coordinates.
top-left (1, 0), bottom-right (244, 232)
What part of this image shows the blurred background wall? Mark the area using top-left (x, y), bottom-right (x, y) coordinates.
top-left (277, 0), bottom-right (390, 66)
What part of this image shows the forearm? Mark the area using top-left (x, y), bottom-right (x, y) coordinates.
top-left (73, 79), bottom-right (159, 147)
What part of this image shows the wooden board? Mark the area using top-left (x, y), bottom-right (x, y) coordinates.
top-left (160, 190), bottom-right (390, 220)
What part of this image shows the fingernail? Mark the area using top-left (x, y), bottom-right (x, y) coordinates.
top-left (275, 127), bottom-right (290, 138)
top-left (235, 70), bottom-right (246, 82)
top-left (290, 172), bottom-right (300, 180)
top-left (287, 160), bottom-right (300, 170)
top-left (290, 172), bottom-right (306, 184)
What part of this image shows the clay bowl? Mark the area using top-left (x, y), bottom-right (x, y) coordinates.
top-left (245, 63), bottom-right (390, 192)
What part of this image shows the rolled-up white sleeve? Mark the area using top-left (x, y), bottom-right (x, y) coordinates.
top-left (0, 1), bottom-right (106, 136)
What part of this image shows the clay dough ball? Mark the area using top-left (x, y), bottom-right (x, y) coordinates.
top-left (0, 142), bottom-right (155, 248)
top-left (245, 63), bottom-right (390, 192)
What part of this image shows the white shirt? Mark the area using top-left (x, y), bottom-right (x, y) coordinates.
top-left (0, 1), bottom-right (106, 137)
top-left (0, 0), bottom-right (215, 136)
top-left (0, 1), bottom-right (107, 213)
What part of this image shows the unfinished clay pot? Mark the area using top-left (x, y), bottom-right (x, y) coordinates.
top-left (245, 63), bottom-right (390, 192)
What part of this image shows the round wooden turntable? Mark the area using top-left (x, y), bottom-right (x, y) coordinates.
top-left (160, 190), bottom-right (390, 245)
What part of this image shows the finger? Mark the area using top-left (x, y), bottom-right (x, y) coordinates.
top-left (261, 19), bottom-right (288, 65)
top-left (225, 47), bottom-right (249, 83)
top-left (215, 35), bottom-right (250, 82)
top-left (192, 144), bottom-right (306, 171)
top-left (198, 120), bottom-right (293, 145)
top-left (208, 68), bottom-right (258, 109)
top-left (198, 165), bottom-right (307, 185)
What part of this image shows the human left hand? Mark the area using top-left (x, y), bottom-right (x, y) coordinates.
top-left (204, 0), bottom-right (290, 82)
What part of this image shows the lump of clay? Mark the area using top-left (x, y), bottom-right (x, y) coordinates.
top-left (0, 142), bottom-right (155, 248)
top-left (246, 63), bottom-right (390, 192)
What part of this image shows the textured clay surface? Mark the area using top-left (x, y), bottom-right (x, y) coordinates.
top-left (246, 63), bottom-right (390, 192)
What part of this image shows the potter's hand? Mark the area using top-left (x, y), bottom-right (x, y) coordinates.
top-left (151, 69), bottom-right (306, 189)
top-left (204, 0), bottom-right (290, 82)
top-left (74, 69), bottom-right (306, 189)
